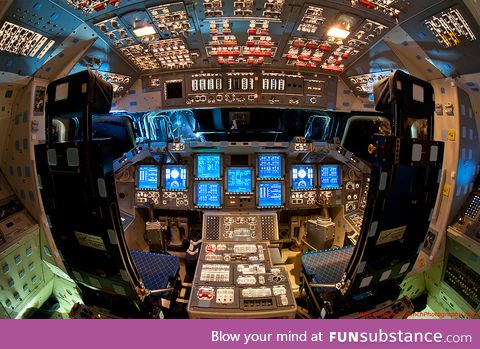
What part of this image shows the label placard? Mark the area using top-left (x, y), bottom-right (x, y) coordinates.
top-left (376, 225), bottom-right (406, 245)
top-left (74, 231), bottom-right (107, 251)
top-left (55, 82), bottom-right (69, 101)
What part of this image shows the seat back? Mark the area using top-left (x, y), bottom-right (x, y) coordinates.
top-left (334, 136), bottom-right (444, 315)
top-left (374, 70), bottom-right (435, 139)
top-left (35, 140), bottom-right (143, 299)
top-left (93, 114), bottom-right (136, 159)
top-left (330, 71), bottom-right (444, 316)
top-left (35, 71), bottom-right (147, 313)
top-left (340, 115), bottom-right (391, 161)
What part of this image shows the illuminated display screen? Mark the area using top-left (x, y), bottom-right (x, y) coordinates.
top-left (164, 165), bottom-right (187, 190)
top-left (196, 182), bottom-right (221, 207)
top-left (196, 154), bottom-right (221, 179)
top-left (227, 168), bottom-right (253, 193)
top-left (137, 165), bottom-right (159, 190)
top-left (292, 165), bottom-right (314, 190)
top-left (320, 165), bottom-right (341, 189)
top-left (258, 154), bottom-right (283, 179)
top-left (258, 182), bottom-right (283, 207)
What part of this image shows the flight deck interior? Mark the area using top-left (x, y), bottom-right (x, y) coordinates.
top-left (0, 0), bottom-right (479, 319)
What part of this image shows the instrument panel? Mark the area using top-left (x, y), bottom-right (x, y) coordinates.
top-left (189, 242), bottom-right (296, 318)
top-left (143, 71), bottom-right (337, 110)
top-left (188, 212), bottom-right (295, 319)
top-left (113, 133), bottom-right (373, 319)
top-left (451, 176), bottom-right (480, 244)
top-left (132, 143), bottom-right (368, 213)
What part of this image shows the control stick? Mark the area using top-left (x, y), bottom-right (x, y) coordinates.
top-left (145, 200), bottom-right (167, 254)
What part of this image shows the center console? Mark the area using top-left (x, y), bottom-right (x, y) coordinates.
top-left (187, 212), bottom-right (297, 318)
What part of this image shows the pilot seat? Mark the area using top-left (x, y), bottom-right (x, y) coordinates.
top-left (93, 114), bottom-right (136, 160)
top-left (35, 70), bottom-right (181, 318)
top-left (300, 71), bottom-right (444, 319)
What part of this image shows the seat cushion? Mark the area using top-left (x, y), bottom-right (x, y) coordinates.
top-left (130, 250), bottom-right (179, 291)
top-left (301, 246), bottom-right (354, 293)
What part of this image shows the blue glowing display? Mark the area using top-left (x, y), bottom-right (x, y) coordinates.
top-left (320, 165), bottom-right (341, 189)
top-left (196, 182), bottom-right (221, 207)
top-left (292, 165), bottom-right (314, 190)
top-left (196, 154), bottom-right (221, 179)
top-left (258, 154), bottom-right (283, 179)
top-left (164, 165), bottom-right (187, 190)
top-left (258, 182), bottom-right (283, 207)
top-left (137, 165), bottom-right (158, 190)
top-left (227, 168), bottom-right (253, 193)
top-left (137, 165), bottom-right (159, 190)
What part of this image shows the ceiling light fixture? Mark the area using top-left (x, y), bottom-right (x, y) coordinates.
top-left (133, 25), bottom-right (156, 37)
top-left (326, 26), bottom-right (351, 39)
top-left (327, 14), bottom-right (356, 39)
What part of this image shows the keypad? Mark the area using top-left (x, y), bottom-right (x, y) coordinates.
top-left (261, 216), bottom-right (276, 240)
top-left (465, 195), bottom-right (480, 219)
top-left (205, 216), bottom-right (220, 240)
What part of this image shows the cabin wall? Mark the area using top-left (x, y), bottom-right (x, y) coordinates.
top-left (407, 79), bottom-right (479, 305)
top-left (0, 78), bottom-right (80, 318)
top-left (409, 79), bottom-right (479, 276)
top-left (429, 82), bottom-right (480, 232)
top-left (0, 81), bottom-right (46, 317)
top-left (0, 171), bottom-right (14, 204)
top-left (335, 78), bottom-right (376, 113)
top-left (455, 87), bottom-right (480, 212)
top-left (423, 83), bottom-right (480, 317)
top-left (1, 80), bottom-right (41, 219)
top-left (461, 78), bottom-right (480, 150)
top-left (0, 78), bottom-right (65, 272)
top-left (0, 84), bottom-right (18, 167)
top-left (112, 78), bottom-right (163, 113)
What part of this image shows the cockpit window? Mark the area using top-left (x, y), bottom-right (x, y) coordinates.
top-left (407, 118), bottom-right (429, 139)
top-left (304, 114), bottom-right (331, 141)
top-left (133, 108), bottom-right (358, 143)
top-left (140, 110), bottom-right (198, 142)
top-left (51, 113), bottom-right (81, 143)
